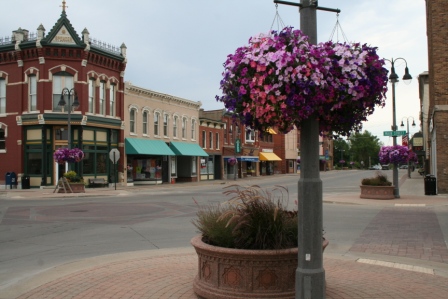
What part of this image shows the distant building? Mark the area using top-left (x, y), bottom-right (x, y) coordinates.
top-left (123, 82), bottom-right (207, 185)
top-left (0, 5), bottom-right (126, 187)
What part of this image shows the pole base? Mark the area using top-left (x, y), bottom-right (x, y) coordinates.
top-left (296, 267), bottom-right (326, 299)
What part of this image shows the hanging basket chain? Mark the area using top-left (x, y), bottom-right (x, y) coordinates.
top-left (329, 13), bottom-right (349, 42)
top-left (270, 3), bottom-right (286, 33)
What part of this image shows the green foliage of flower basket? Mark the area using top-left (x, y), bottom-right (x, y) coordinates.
top-left (63, 171), bottom-right (84, 183)
top-left (192, 185), bottom-right (298, 250)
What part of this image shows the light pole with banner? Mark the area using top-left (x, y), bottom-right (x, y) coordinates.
top-left (109, 148), bottom-right (120, 190)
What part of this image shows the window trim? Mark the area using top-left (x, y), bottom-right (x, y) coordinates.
top-left (163, 113), bottom-right (169, 137)
top-left (88, 78), bottom-right (95, 113)
top-left (129, 107), bottom-right (137, 134)
top-left (109, 84), bottom-right (116, 117)
top-left (154, 111), bottom-right (160, 137)
top-left (99, 81), bottom-right (106, 115)
top-left (142, 110), bottom-right (148, 135)
top-left (173, 115), bottom-right (178, 138)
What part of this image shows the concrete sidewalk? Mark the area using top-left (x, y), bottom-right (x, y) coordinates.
top-left (1, 174), bottom-right (448, 298)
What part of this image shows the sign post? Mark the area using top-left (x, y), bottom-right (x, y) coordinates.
top-left (109, 149), bottom-right (120, 190)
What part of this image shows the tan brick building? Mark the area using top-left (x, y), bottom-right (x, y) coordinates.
top-left (425, 0), bottom-right (448, 193)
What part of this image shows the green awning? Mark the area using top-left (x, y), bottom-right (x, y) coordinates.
top-left (125, 138), bottom-right (175, 156)
top-left (170, 141), bottom-right (209, 157)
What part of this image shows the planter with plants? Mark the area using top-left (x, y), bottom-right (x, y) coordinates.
top-left (191, 185), bottom-right (328, 299)
top-left (360, 172), bottom-right (394, 199)
top-left (59, 170), bottom-right (85, 193)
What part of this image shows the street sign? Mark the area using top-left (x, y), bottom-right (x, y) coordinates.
top-left (109, 148), bottom-right (120, 164)
top-left (235, 138), bottom-right (241, 154)
top-left (383, 130), bottom-right (406, 137)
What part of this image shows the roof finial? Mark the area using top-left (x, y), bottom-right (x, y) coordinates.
top-left (60, 0), bottom-right (68, 12)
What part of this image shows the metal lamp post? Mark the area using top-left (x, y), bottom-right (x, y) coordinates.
top-left (400, 116), bottom-right (416, 178)
top-left (58, 88), bottom-right (80, 150)
top-left (384, 58), bottom-right (412, 198)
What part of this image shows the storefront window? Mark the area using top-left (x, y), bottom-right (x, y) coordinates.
top-left (192, 157), bottom-right (197, 175)
top-left (27, 152), bottom-right (42, 175)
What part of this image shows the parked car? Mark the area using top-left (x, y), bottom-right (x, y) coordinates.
top-left (399, 165), bottom-right (408, 169)
top-left (381, 165), bottom-right (390, 170)
top-left (369, 165), bottom-right (381, 170)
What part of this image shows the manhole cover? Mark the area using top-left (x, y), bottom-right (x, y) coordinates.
top-left (70, 210), bottom-right (88, 213)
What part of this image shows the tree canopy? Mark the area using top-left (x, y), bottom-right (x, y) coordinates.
top-left (347, 131), bottom-right (383, 167)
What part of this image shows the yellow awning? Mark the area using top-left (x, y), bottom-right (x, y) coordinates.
top-left (259, 152), bottom-right (282, 161)
top-left (266, 127), bottom-right (277, 134)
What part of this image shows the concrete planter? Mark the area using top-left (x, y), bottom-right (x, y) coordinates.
top-left (58, 183), bottom-right (85, 193)
top-left (191, 235), bottom-right (329, 299)
top-left (360, 185), bottom-right (394, 199)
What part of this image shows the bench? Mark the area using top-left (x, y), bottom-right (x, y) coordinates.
top-left (88, 178), bottom-right (108, 188)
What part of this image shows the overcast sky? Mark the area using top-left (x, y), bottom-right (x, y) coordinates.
top-left (2, 0), bottom-right (427, 145)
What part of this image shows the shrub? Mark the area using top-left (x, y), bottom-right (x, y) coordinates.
top-left (361, 172), bottom-right (392, 186)
top-left (63, 171), bottom-right (84, 183)
top-left (192, 185), bottom-right (298, 250)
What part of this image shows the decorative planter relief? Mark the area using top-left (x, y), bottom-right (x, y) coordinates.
top-left (360, 185), bottom-right (394, 200)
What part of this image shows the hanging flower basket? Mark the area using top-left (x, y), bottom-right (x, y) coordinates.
top-left (53, 148), bottom-right (84, 164)
top-left (216, 27), bottom-right (388, 136)
top-left (378, 145), bottom-right (411, 165)
top-left (227, 157), bottom-right (237, 166)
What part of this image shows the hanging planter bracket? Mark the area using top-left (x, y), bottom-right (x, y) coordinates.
top-left (273, 0), bottom-right (340, 14)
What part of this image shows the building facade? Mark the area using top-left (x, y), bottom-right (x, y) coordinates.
top-left (425, 0), bottom-right (448, 193)
top-left (0, 7), bottom-right (126, 188)
top-left (123, 82), bottom-right (207, 185)
top-left (199, 109), bottom-right (224, 181)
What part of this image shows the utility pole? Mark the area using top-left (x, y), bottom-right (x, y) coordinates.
top-left (273, 1), bottom-right (340, 298)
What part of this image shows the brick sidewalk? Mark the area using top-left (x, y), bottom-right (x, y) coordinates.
top-left (10, 251), bottom-right (448, 299)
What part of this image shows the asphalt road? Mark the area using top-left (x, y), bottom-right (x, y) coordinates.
top-left (1, 169), bottom-right (446, 292)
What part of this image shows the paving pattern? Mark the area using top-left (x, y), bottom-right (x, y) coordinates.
top-left (15, 253), bottom-right (448, 299)
top-left (350, 207), bottom-right (448, 264)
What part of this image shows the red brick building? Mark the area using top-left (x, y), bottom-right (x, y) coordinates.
top-left (0, 6), bottom-right (126, 188)
top-left (425, 0), bottom-right (448, 193)
top-left (199, 109), bottom-right (224, 180)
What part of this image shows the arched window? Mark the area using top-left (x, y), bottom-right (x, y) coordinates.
top-left (88, 78), bottom-right (95, 113)
top-left (130, 108), bottom-right (136, 134)
top-left (173, 115), bottom-right (178, 138)
top-left (163, 114), bottom-right (169, 137)
top-left (154, 112), bottom-right (160, 136)
top-left (142, 110), bottom-right (148, 135)
top-left (109, 84), bottom-right (116, 117)
top-left (52, 71), bottom-right (73, 112)
top-left (0, 78), bottom-right (6, 114)
top-left (191, 119), bottom-right (196, 140)
top-left (182, 117), bottom-right (187, 139)
top-left (99, 81), bottom-right (106, 115)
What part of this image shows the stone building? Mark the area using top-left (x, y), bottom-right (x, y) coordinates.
top-left (123, 82), bottom-right (207, 185)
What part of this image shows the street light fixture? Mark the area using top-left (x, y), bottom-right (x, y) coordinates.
top-left (401, 116), bottom-right (416, 178)
top-left (385, 58), bottom-right (412, 198)
top-left (58, 88), bottom-right (80, 150)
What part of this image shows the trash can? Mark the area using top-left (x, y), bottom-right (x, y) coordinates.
top-left (10, 172), bottom-right (17, 189)
top-left (424, 174), bottom-right (437, 195)
top-left (22, 175), bottom-right (30, 189)
top-left (5, 172), bottom-right (11, 189)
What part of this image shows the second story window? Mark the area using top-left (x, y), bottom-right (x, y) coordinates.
top-left (99, 81), bottom-right (106, 115)
top-left (209, 131), bottom-right (213, 149)
top-left (142, 111), bottom-right (148, 135)
top-left (182, 117), bottom-right (187, 139)
top-left (163, 114), bottom-right (168, 137)
top-left (52, 72), bottom-right (73, 111)
top-left (216, 132), bottom-right (220, 149)
top-left (130, 108), bottom-right (136, 134)
top-left (191, 119), bottom-right (196, 140)
top-left (29, 76), bottom-right (37, 111)
top-left (245, 128), bottom-right (255, 143)
top-left (109, 84), bottom-right (116, 116)
top-left (88, 78), bottom-right (95, 113)
top-left (0, 79), bottom-right (5, 114)
top-left (202, 130), bottom-right (206, 148)
top-left (173, 115), bottom-right (178, 138)
top-left (0, 128), bottom-right (5, 150)
top-left (154, 112), bottom-right (160, 136)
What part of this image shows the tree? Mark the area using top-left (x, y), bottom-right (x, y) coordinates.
top-left (333, 138), bottom-right (350, 166)
top-left (348, 131), bottom-right (382, 167)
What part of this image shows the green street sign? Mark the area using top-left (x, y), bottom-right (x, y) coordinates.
top-left (383, 130), bottom-right (406, 137)
top-left (235, 138), bottom-right (241, 153)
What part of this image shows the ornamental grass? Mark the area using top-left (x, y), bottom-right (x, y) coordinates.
top-left (192, 185), bottom-right (298, 250)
